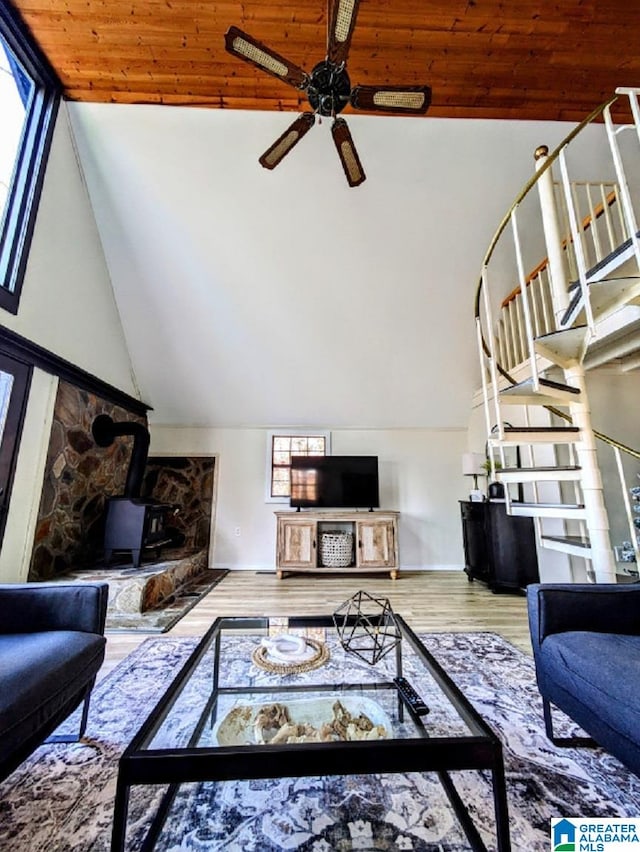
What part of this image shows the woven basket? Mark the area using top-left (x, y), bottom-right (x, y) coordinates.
top-left (319, 531), bottom-right (354, 568)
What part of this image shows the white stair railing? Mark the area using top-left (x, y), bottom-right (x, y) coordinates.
top-left (496, 179), bottom-right (626, 369)
top-left (604, 88), bottom-right (640, 271)
top-left (499, 261), bottom-right (557, 371)
top-left (555, 182), bottom-right (627, 279)
top-left (613, 446), bottom-right (640, 570)
top-left (558, 149), bottom-right (598, 333)
top-left (474, 88), bottom-right (640, 582)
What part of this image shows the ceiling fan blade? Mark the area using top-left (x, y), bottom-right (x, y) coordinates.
top-left (224, 26), bottom-right (309, 89)
top-left (259, 113), bottom-right (316, 170)
top-left (331, 118), bottom-right (365, 188)
top-left (351, 85), bottom-right (432, 114)
top-left (327, 0), bottom-right (361, 66)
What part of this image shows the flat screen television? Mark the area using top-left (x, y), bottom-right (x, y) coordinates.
top-left (290, 455), bottom-right (380, 510)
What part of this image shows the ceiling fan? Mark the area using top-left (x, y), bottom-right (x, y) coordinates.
top-left (224, 0), bottom-right (432, 187)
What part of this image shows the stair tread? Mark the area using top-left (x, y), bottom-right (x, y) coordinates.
top-left (533, 325), bottom-right (590, 367)
top-left (534, 325), bottom-right (587, 340)
top-left (568, 232), bottom-right (640, 289)
top-left (537, 377), bottom-right (581, 393)
top-left (503, 426), bottom-right (580, 433)
top-left (501, 465), bottom-right (581, 473)
top-left (562, 271), bottom-right (640, 326)
top-left (515, 501), bottom-right (585, 509)
top-left (541, 534), bottom-right (591, 547)
top-left (501, 377), bottom-right (580, 396)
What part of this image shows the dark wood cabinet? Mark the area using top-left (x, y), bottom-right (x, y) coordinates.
top-left (459, 500), bottom-right (539, 593)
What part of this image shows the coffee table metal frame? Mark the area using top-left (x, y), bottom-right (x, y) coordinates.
top-left (110, 615), bottom-right (511, 852)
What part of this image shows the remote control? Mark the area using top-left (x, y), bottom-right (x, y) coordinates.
top-left (394, 677), bottom-right (430, 716)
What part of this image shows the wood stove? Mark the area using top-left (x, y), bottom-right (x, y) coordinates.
top-left (103, 497), bottom-right (176, 568)
top-left (92, 415), bottom-right (178, 568)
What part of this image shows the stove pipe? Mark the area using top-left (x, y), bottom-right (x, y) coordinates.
top-left (91, 414), bottom-right (150, 498)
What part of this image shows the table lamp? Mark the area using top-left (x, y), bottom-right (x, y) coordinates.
top-left (462, 452), bottom-right (484, 500)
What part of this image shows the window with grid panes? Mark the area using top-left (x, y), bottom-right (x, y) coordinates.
top-left (268, 432), bottom-right (330, 501)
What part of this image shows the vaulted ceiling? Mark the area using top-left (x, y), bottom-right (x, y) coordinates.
top-left (10, 0), bottom-right (640, 122)
top-left (9, 0), bottom-right (640, 429)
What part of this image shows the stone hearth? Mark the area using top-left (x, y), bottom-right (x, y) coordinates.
top-left (63, 549), bottom-right (207, 616)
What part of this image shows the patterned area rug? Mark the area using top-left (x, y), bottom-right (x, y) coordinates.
top-left (0, 633), bottom-right (638, 851)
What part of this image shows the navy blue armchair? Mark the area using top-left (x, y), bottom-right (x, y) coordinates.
top-left (0, 582), bottom-right (108, 781)
top-left (527, 582), bottom-right (640, 776)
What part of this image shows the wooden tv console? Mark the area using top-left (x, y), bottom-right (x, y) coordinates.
top-left (275, 510), bottom-right (399, 580)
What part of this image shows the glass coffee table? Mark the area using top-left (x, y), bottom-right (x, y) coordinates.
top-left (111, 615), bottom-right (511, 851)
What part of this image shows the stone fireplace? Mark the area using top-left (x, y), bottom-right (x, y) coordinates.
top-left (28, 380), bottom-right (215, 581)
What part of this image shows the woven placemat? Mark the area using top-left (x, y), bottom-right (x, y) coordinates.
top-left (251, 637), bottom-right (330, 674)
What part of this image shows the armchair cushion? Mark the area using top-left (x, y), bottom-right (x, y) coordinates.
top-left (527, 583), bottom-right (640, 777)
top-left (0, 582), bottom-right (108, 781)
top-left (0, 583), bottom-right (108, 635)
top-left (528, 583), bottom-right (640, 647)
top-left (0, 631), bottom-right (106, 767)
top-left (541, 631), bottom-right (640, 748)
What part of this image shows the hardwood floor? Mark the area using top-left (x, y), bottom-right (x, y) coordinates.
top-left (101, 570), bottom-right (532, 679)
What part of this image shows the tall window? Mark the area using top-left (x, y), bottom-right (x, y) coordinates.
top-left (266, 431), bottom-right (330, 502)
top-left (0, 6), bottom-right (60, 314)
top-left (0, 39), bottom-right (31, 223)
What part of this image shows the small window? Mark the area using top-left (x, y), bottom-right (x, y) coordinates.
top-left (266, 430), bottom-right (331, 502)
top-left (0, 6), bottom-right (60, 314)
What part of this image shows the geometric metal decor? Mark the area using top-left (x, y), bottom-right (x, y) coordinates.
top-left (333, 590), bottom-right (401, 665)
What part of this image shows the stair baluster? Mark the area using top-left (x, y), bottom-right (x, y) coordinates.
top-left (474, 88), bottom-right (640, 584)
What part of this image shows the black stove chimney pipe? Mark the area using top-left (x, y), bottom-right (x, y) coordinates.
top-left (92, 414), bottom-right (150, 498)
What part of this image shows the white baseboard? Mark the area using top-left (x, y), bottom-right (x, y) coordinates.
top-left (212, 564), bottom-right (466, 572)
top-left (213, 563), bottom-right (277, 572)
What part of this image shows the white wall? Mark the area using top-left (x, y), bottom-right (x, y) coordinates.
top-left (68, 102), bottom-right (613, 431)
top-left (0, 104), bottom-right (141, 582)
top-left (1, 103), bottom-right (139, 397)
top-left (586, 365), bottom-right (640, 555)
top-left (150, 425), bottom-right (469, 571)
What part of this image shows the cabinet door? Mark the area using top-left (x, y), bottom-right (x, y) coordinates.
top-left (356, 519), bottom-right (395, 568)
top-left (460, 501), bottom-right (490, 582)
top-left (278, 519), bottom-right (317, 568)
top-left (488, 502), bottom-right (539, 590)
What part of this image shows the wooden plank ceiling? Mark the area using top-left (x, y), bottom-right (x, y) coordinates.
top-left (10, 0), bottom-right (640, 122)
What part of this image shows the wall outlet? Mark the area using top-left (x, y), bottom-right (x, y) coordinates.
top-left (234, 527), bottom-right (241, 537)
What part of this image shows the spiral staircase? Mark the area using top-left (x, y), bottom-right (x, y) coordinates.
top-left (475, 87), bottom-right (640, 584)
